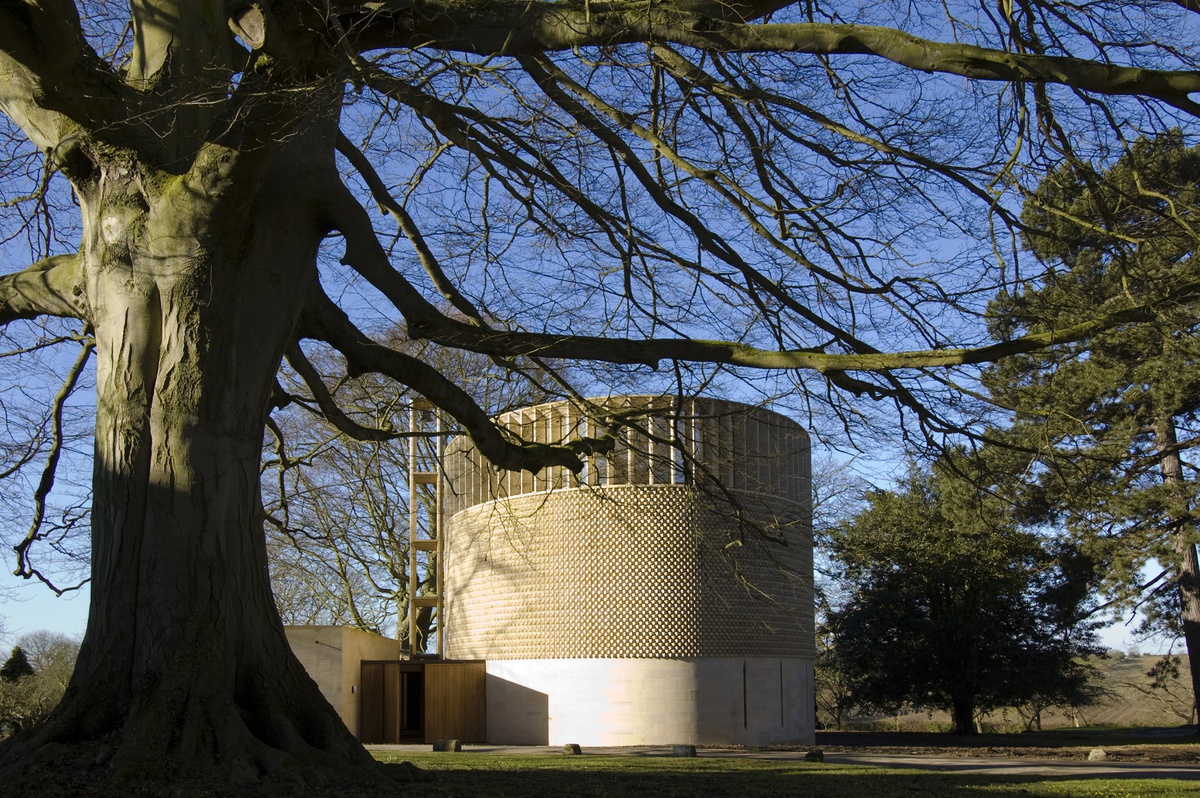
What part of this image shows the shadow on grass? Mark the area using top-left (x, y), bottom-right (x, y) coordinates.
top-left (375, 753), bottom-right (1200, 798)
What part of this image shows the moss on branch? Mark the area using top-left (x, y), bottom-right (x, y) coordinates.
top-left (336, 1), bottom-right (1200, 113)
top-left (0, 255), bottom-right (89, 326)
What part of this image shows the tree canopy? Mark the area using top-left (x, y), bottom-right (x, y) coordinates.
top-left (0, 633), bottom-right (78, 740)
top-left (1, 0), bottom-right (1199, 791)
top-left (984, 132), bottom-right (1200, 719)
top-left (0, 648), bottom-right (33, 684)
top-left (826, 464), bottom-right (1102, 734)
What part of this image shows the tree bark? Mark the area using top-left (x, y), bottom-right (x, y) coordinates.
top-left (1157, 420), bottom-right (1200, 731)
top-left (0, 114), bottom-right (401, 791)
top-left (951, 698), bottom-right (977, 735)
top-left (1174, 538), bottom-right (1200, 731)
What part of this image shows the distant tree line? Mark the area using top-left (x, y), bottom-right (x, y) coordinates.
top-left (0, 632), bottom-right (79, 739)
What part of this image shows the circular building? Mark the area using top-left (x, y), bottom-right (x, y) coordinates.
top-left (442, 396), bottom-right (814, 746)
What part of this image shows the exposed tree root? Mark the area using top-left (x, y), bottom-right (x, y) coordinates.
top-left (0, 729), bottom-right (429, 797)
top-left (0, 655), bottom-right (431, 796)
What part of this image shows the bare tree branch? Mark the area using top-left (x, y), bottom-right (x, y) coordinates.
top-left (0, 255), bottom-right (87, 325)
top-left (1166, 0), bottom-right (1200, 15)
top-left (12, 336), bottom-right (93, 595)
top-left (649, 44), bottom-right (1024, 234)
top-left (337, 1), bottom-right (1200, 114)
top-left (0, 0), bottom-right (135, 149)
top-left (335, 131), bottom-right (488, 327)
top-left (284, 342), bottom-right (401, 443)
top-left (299, 286), bottom-right (613, 473)
top-left (333, 160), bottom-right (1200, 373)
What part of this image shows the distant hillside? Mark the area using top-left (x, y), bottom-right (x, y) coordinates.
top-left (1057, 653), bottom-right (1194, 729)
top-left (825, 653), bottom-right (1195, 733)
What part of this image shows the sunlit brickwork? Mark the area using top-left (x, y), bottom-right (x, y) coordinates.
top-left (441, 397), bottom-right (815, 745)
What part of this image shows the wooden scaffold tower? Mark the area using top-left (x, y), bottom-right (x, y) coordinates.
top-left (405, 397), bottom-right (444, 658)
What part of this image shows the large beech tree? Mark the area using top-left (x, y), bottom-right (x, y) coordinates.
top-left (1, 0), bottom-right (1200, 791)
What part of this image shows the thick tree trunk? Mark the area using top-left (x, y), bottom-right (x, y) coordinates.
top-left (0, 125), bottom-right (405, 792)
top-left (1156, 420), bottom-right (1200, 731)
top-left (951, 699), bottom-right (977, 735)
top-left (1175, 539), bottom-right (1200, 729)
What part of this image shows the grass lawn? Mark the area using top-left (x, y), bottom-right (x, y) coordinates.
top-left (372, 751), bottom-right (1200, 797)
top-left (818, 726), bottom-right (1200, 762)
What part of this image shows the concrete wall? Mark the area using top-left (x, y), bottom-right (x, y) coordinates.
top-left (285, 626), bottom-right (403, 738)
top-left (486, 657), bottom-right (814, 746)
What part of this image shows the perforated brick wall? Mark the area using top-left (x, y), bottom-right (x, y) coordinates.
top-left (442, 397), bottom-right (813, 662)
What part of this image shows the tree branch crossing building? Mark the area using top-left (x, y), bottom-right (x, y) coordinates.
top-left (288, 396), bottom-right (815, 747)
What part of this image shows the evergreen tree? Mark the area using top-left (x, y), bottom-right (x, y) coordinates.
top-left (0, 648), bottom-right (33, 684)
top-left (0, 634), bottom-right (78, 740)
top-left (826, 463), bottom-right (1102, 734)
top-left (985, 133), bottom-right (1200, 721)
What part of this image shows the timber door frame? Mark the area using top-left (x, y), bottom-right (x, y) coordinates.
top-left (359, 660), bottom-right (426, 744)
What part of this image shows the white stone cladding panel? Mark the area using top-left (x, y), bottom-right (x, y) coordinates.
top-left (444, 485), bottom-right (813, 661)
top-left (485, 657), bottom-right (814, 746)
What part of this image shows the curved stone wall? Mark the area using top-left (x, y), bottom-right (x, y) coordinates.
top-left (444, 486), bottom-right (812, 661)
top-left (485, 657), bottom-right (814, 746)
top-left (441, 397), bottom-right (814, 745)
top-left (443, 396), bottom-right (811, 517)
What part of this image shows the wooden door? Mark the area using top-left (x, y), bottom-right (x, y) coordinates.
top-left (424, 661), bottom-right (486, 742)
top-left (360, 661), bottom-right (425, 743)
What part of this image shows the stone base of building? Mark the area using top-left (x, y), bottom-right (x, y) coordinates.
top-left (484, 656), bottom-right (814, 746)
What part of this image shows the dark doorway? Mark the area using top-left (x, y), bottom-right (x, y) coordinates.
top-left (360, 661), bottom-right (426, 743)
top-left (401, 666), bottom-right (424, 736)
